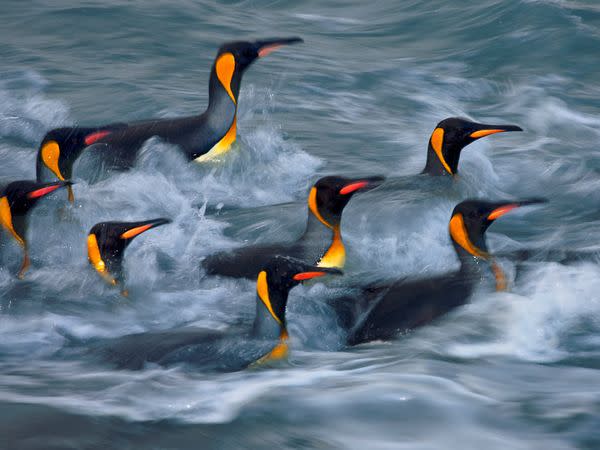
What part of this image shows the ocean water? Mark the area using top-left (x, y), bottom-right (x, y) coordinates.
top-left (1, 0), bottom-right (600, 448)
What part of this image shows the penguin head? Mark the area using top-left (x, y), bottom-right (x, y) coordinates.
top-left (1, 180), bottom-right (72, 216)
top-left (0, 180), bottom-right (72, 246)
top-left (255, 256), bottom-right (342, 327)
top-left (87, 218), bottom-right (171, 288)
top-left (37, 127), bottom-right (107, 181)
top-left (307, 175), bottom-right (385, 228)
top-left (449, 198), bottom-right (546, 262)
top-left (211, 37), bottom-right (303, 103)
top-left (36, 125), bottom-right (123, 202)
top-left (424, 117), bottom-right (522, 176)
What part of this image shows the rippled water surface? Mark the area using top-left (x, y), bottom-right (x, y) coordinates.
top-left (2, 0), bottom-right (600, 448)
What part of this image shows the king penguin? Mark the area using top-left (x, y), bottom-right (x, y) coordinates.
top-left (88, 256), bottom-right (341, 372)
top-left (35, 37), bottom-right (304, 197)
top-left (330, 198), bottom-right (546, 346)
top-left (201, 175), bottom-right (385, 279)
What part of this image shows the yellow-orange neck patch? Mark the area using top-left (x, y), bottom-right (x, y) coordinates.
top-left (40, 140), bottom-right (64, 181)
top-left (0, 196), bottom-right (24, 246)
top-left (194, 115), bottom-right (237, 163)
top-left (318, 225), bottom-right (346, 268)
top-left (430, 127), bottom-right (453, 175)
top-left (215, 52), bottom-right (236, 104)
top-left (257, 270), bottom-right (282, 325)
top-left (252, 329), bottom-right (289, 367)
top-left (449, 213), bottom-right (488, 259)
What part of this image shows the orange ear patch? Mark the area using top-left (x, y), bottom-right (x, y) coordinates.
top-left (257, 270), bottom-right (282, 325)
top-left (84, 130), bottom-right (112, 146)
top-left (87, 233), bottom-right (106, 273)
top-left (0, 196), bottom-right (24, 246)
top-left (215, 52), bottom-right (236, 104)
top-left (120, 224), bottom-right (153, 239)
top-left (430, 127), bottom-right (452, 174)
top-left (308, 187), bottom-right (332, 229)
top-left (449, 213), bottom-right (488, 259)
top-left (40, 140), bottom-right (64, 180)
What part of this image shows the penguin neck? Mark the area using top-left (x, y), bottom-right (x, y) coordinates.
top-left (251, 292), bottom-right (287, 341)
top-left (422, 142), bottom-right (459, 176)
top-left (300, 209), bottom-right (346, 268)
top-left (206, 70), bottom-right (239, 119)
top-left (454, 243), bottom-right (488, 278)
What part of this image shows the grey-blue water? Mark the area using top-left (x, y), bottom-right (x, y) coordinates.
top-left (2, 0), bottom-right (600, 448)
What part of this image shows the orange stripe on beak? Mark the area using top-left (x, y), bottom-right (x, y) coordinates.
top-left (487, 204), bottom-right (519, 221)
top-left (470, 129), bottom-right (506, 139)
top-left (258, 44), bottom-right (283, 58)
top-left (293, 271), bottom-right (328, 281)
top-left (120, 224), bottom-right (153, 239)
top-left (339, 181), bottom-right (368, 195)
top-left (27, 184), bottom-right (61, 199)
top-left (85, 130), bottom-right (112, 146)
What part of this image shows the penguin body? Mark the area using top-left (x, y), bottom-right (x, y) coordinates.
top-left (35, 37), bottom-right (303, 190)
top-left (331, 199), bottom-right (546, 346)
top-left (88, 256), bottom-right (341, 372)
top-left (202, 175), bottom-right (385, 279)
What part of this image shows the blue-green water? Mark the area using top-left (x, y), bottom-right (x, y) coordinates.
top-left (2, 0), bottom-right (600, 448)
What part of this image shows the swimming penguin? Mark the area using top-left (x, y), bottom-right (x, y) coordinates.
top-left (0, 180), bottom-right (72, 278)
top-left (201, 175), bottom-right (385, 279)
top-left (90, 256), bottom-right (341, 371)
top-left (87, 218), bottom-right (171, 294)
top-left (331, 198), bottom-right (545, 346)
top-left (421, 117), bottom-right (522, 176)
top-left (35, 37), bottom-right (303, 187)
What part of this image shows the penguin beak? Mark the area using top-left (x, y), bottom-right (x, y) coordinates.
top-left (487, 198), bottom-right (547, 221)
top-left (84, 130), bottom-right (112, 146)
top-left (339, 176), bottom-right (385, 195)
top-left (469, 123), bottom-right (523, 139)
top-left (256, 37), bottom-right (304, 58)
top-left (293, 266), bottom-right (343, 281)
top-left (119, 218), bottom-right (172, 240)
top-left (27, 181), bottom-right (73, 199)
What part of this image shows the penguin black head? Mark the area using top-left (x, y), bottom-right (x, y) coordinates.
top-left (0, 180), bottom-right (72, 278)
top-left (423, 117), bottom-right (523, 176)
top-left (87, 218), bottom-right (171, 290)
top-left (211, 37), bottom-right (303, 104)
top-left (1, 180), bottom-right (72, 245)
top-left (36, 125), bottom-right (125, 202)
top-left (255, 256), bottom-right (343, 329)
top-left (308, 175), bottom-right (385, 228)
top-left (449, 198), bottom-right (546, 263)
